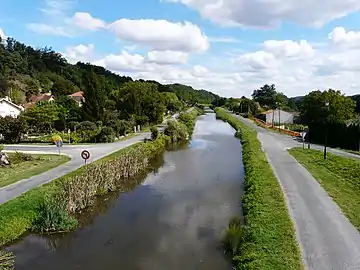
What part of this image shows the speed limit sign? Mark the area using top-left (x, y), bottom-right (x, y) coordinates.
top-left (81, 150), bottom-right (90, 165)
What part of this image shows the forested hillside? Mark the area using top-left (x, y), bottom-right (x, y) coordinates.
top-left (0, 36), bottom-right (218, 106)
top-left (0, 36), bottom-right (219, 144)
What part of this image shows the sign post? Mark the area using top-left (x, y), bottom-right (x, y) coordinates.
top-left (55, 140), bottom-right (63, 155)
top-left (300, 131), bottom-right (307, 150)
top-left (81, 150), bottom-right (90, 166)
top-left (68, 129), bottom-right (71, 144)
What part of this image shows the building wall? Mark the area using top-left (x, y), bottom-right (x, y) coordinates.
top-left (265, 109), bottom-right (294, 124)
top-left (0, 101), bottom-right (22, 118)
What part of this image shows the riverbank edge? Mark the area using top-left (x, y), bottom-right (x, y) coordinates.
top-left (215, 109), bottom-right (303, 270)
top-left (0, 108), bottom-right (201, 249)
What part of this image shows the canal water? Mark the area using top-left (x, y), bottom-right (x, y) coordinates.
top-left (8, 112), bottom-right (244, 270)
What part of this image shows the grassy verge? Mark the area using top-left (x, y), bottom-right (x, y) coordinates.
top-left (216, 109), bottom-right (302, 270)
top-left (0, 154), bottom-right (70, 188)
top-left (289, 148), bottom-right (360, 230)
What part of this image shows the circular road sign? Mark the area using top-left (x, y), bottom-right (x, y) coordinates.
top-left (55, 140), bottom-right (63, 147)
top-left (81, 150), bottom-right (90, 160)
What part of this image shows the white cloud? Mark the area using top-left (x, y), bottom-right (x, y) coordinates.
top-left (237, 51), bottom-right (279, 71)
top-left (63, 26), bottom-right (360, 98)
top-left (147, 51), bottom-right (188, 65)
top-left (0, 28), bottom-right (6, 40)
top-left (209, 37), bottom-right (240, 43)
top-left (329, 27), bottom-right (360, 49)
top-left (164, 0), bottom-right (360, 28)
top-left (108, 19), bottom-right (209, 52)
top-left (26, 23), bottom-right (71, 37)
top-left (71, 12), bottom-right (106, 31)
top-left (63, 44), bottom-right (95, 64)
top-left (263, 40), bottom-right (314, 58)
top-left (100, 51), bottom-right (147, 72)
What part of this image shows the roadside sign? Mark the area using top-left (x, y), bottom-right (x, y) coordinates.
top-left (300, 132), bottom-right (307, 149)
top-left (81, 150), bottom-right (90, 165)
top-left (55, 140), bottom-right (63, 155)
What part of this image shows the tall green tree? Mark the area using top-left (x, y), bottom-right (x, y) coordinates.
top-left (115, 81), bottom-right (166, 125)
top-left (300, 89), bottom-right (356, 124)
top-left (82, 71), bottom-right (106, 121)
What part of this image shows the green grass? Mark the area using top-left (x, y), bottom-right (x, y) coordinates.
top-left (346, 149), bottom-right (360, 156)
top-left (289, 148), bottom-right (360, 230)
top-left (0, 154), bottom-right (70, 188)
top-left (216, 109), bottom-right (302, 270)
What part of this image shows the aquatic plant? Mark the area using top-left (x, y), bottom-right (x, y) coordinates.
top-left (32, 194), bottom-right (78, 233)
top-left (0, 250), bottom-right (14, 270)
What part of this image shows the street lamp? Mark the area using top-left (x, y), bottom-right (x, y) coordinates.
top-left (324, 101), bottom-right (330, 160)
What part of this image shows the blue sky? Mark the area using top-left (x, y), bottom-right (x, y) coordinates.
top-left (1, 0), bottom-right (360, 97)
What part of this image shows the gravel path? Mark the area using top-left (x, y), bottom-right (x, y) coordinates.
top-left (234, 115), bottom-right (360, 270)
top-left (0, 133), bottom-right (149, 205)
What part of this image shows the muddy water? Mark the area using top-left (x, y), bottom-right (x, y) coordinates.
top-left (8, 113), bottom-right (244, 270)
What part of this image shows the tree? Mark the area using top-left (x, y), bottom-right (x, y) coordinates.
top-left (161, 92), bottom-right (182, 113)
top-left (252, 84), bottom-right (278, 108)
top-left (82, 71), bottom-right (106, 122)
top-left (115, 81), bottom-right (166, 125)
top-left (22, 102), bottom-right (63, 132)
top-left (300, 89), bottom-right (356, 124)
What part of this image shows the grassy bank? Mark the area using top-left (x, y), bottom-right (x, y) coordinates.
top-left (0, 108), bottom-right (201, 247)
top-left (0, 153), bottom-right (70, 188)
top-left (289, 148), bottom-right (360, 230)
top-left (216, 109), bottom-right (302, 270)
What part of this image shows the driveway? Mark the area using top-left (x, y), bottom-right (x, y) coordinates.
top-left (0, 133), bottom-right (150, 205)
top-left (235, 115), bottom-right (360, 270)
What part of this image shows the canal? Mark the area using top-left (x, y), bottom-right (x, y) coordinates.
top-left (8, 112), bottom-right (244, 270)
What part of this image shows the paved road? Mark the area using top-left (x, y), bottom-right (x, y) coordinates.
top-left (0, 133), bottom-right (150, 205)
top-left (235, 115), bottom-right (360, 270)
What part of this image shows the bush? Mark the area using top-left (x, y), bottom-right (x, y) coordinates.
top-left (97, 126), bottom-right (115, 143)
top-left (32, 195), bottom-right (77, 234)
top-left (0, 250), bottom-right (14, 270)
top-left (10, 151), bottom-right (35, 164)
top-left (164, 120), bottom-right (188, 142)
top-left (75, 121), bottom-right (97, 132)
top-left (0, 145), bottom-right (3, 152)
top-left (68, 121), bottom-right (79, 132)
top-left (150, 126), bottom-right (159, 140)
top-left (0, 116), bottom-right (27, 144)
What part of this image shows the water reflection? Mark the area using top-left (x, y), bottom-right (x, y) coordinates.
top-left (8, 113), bottom-right (244, 270)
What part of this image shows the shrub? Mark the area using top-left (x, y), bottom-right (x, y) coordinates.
top-left (223, 217), bottom-right (245, 257)
top-left (96, 121), bottom-right (103, 128)
top-left (32, 195), bottom-right (77, 234)
top-left (75, 121), bottom-right (97, 132)
top-left (150, 126), bottom-right (159, 140)
top-left (0, 250), bottom-right (14, 270)
top-left (0, 145), bottom-right (3, 152)
top-left (164, 120), bottom-right (188, 142)
top-left (0, 116), bottom-right (27, 144)
top-left (68, 121), bottom-right (79, 132)
top-left (10, 151), bottom-right (35, 164)
top-left (97, 126), bottom-right (115, 143)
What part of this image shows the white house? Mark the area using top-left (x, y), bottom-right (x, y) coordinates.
top-left (0, 96), bottom-right (24, 118)
top-left (258, 109), bottom-right (295, 124)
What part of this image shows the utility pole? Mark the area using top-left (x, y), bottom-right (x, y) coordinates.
top-left (324, 101), bottom-right (330, 160)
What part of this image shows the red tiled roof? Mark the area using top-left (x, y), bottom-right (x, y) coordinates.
top-left (21, 102), bottom-right (36, 109)
top-left (70, 91), bottom-right (84, 97)
top-left (29, 94), bottom-right (53, 102)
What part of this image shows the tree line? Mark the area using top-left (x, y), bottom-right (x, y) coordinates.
top-left (0, 36), bottom-right (219, 143)
top-left (215, 83), bottom-right (360, 151)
